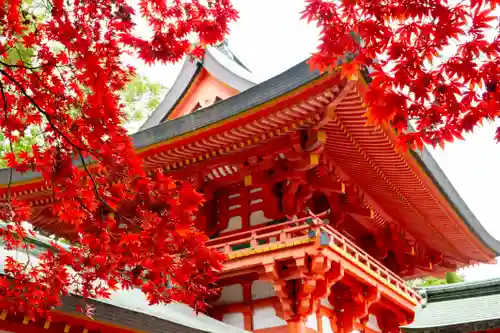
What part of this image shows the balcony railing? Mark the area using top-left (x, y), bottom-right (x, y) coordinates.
top-left (207, 212), bottom-right (421, 304)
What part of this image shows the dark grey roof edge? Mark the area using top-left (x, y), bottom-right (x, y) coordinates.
top-left (411, 146), bottom-right (500, 256)
top-left (419, 277), bottom-right (500, 299)
top-left (402, 279), bottom-right (500, 333)
top-left (59, 295), bottom-right (207, 333)
top-left (131, 59), bottom-right (322, 149)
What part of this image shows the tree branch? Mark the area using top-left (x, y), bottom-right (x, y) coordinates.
top-left (0, 68), bottom-right (135, 228)
top-left (0, 82), bottom-right (13, 205)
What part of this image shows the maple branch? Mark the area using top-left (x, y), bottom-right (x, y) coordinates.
top-left (0, 82), bottom-right (13, 205)
top-left (25, 67), bottom-right (67, 101)
top-left (0, 83), bottom-right (30, 271)
top-left (18, 64), bottom-right (101, 159)
top-left (0, 69), bottom-right (86, 151)
top-left (0, 60), bottom-right (56, 71)
top-left (20, 234), bottom-right (34, 270)
top-left (0, 44), bottom-right (13, 56)
top-left (0, 69), bottom-right (131, 226)
top-left (76, 151), bottom-right (136, 229)
top-left (0, 69), bottom-right (102, 161)
top-left (0, 82), bottom-right (34, 263)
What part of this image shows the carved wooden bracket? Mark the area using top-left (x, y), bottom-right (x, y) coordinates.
top-left (329, 281), bottom-right (381, 333)
top-left (264, 252), bottom-right (344, 322)
top-left (375, 308), bottom-right (411, 333)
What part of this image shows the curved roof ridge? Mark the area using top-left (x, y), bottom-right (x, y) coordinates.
top-left (139, 42), bottom-right (256, 131)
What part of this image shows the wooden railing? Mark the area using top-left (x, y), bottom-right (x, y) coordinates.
top-left (206, 212), bottom-right (421, 302)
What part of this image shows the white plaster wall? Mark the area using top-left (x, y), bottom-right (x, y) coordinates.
top-left (306, 313), bottom-right (318, 331)
top-left (250, 210), bottom-right (272, 226)
top-left (320, 297), bottom-right (334, 309)
top-left (216, 284), bottom-right (244, 305)
top-left (251, 280), bottom-right (275, 300)
top-left (221, 216), bottom-right (243, 233)
top-left (252, 306), bottom-right (287, 330)
top-left (366, 314), bottom-right (381, 332)
top-left (322, 316), bottom-right (334, 333)
top-left (223, 312), bottom-right (245, 329)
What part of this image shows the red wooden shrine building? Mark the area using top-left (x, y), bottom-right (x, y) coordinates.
top-left (0, 41), bottom-right (499, 333)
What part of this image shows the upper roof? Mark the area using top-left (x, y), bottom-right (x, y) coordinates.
top-left (0, 52), bottom-right (499, 271)
top-left (133, 59), bottom-right (500, 261)
top-left (140, 40), bottom-right (256, 130)
top-left (402, 278), bottom-right (500, 333)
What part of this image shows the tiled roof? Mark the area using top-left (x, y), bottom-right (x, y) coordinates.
top-left (402, 279), bottom-right (500, 333)
top-left (0, 227), bottom-right (249, 333)
top-left (60, 290), bottom-right (249, 333)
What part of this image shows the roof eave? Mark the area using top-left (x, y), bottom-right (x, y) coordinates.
top-left (0, 59), bottom-right (321, 187)
top-left (411, 146), bottom-right (500, 256)
top-left (131, 59), bottom-right (322, 150)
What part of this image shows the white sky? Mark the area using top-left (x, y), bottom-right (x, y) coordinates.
top-left (133, 0), bottom-right (500, 281)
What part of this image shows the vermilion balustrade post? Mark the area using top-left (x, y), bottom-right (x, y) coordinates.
top-left (250, 232), bottom-right (258, 247)
top-left (279, 229), bottom-right (288, 242)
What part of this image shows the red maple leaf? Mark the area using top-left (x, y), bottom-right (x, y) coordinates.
top-left (304, 0), bottom-right (500, 150)
top-left (0, 0), bottom-right (235, 318)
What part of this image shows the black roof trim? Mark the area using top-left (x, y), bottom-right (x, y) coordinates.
top-left (403, 318), bottom-right (500, 333)
top-left (419, 278), bottom-right (500, 302)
